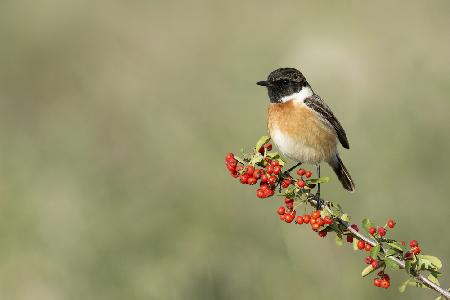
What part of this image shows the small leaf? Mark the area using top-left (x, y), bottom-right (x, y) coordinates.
top-left (405, 260), bottom-right (412, 274)
top-left (249, 153), bottom-right (264, 166)
top-left (307, 177), bottom-right (330, 184)
top-left (385, 257), bottom-right (400, 271)
top-left (387, 242), bottom-right (404, 252)
top-left (385, 249), bottom-right (397, 256)
top-left (335, 236), bottom-right (343, 246)
top-left (361, 265), bottom-right (375, 277)
top-left (418, 255), bottom-right (442, 270)
top-left (370, 244), bottom-right (380, 259)
top-left (255, 135), bottom-right (271, 151)
top-left (361, 218), bottom-right (373, 232)
top-left (341, 214), bottom-right (350, 222)
top-left (427, 274), bottom-right (440, 286)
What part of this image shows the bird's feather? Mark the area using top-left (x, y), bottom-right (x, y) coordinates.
top-left (304, 94), bottom-right (350, 149)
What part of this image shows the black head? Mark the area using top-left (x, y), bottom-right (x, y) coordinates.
top-left (257, 68), bottom-right (310, 103)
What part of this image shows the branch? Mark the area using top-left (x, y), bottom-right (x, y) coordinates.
top-left (308, 197), bottom-right (450, 300)
top-left (225, 136), bottom-right (450, 299)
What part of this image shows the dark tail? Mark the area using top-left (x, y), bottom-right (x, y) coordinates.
top-left (328, 153), bottom-right (355, 193)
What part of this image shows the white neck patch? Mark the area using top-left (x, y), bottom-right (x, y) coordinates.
top-left (280, 86), bottom-right (313, 103)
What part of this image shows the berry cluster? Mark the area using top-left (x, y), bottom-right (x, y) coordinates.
top-left (225, 136), bottom-right (446, 297)
top-left (374, 271), bottom-right (391, 289)
top-left (405, 240), bottom-right (421, 258)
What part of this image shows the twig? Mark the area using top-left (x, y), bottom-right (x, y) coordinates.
top-left (307, 197), bottom-right (450, 300)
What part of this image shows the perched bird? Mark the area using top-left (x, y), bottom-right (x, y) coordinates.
top-left (257, 67), bottom-right (355, 195)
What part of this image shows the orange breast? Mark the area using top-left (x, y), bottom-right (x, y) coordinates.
top-left (267, 100), bottom-right (337, 163)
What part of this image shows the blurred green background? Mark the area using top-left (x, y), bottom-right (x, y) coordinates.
top-left (0, 0), bottom-right (449, 299)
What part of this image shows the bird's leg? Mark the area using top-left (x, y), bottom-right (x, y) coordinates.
top-left (315, 164), bottom-right (321, 210)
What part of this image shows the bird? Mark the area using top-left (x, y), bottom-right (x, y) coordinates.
top-left (256, 67), bottom-right (355, 199)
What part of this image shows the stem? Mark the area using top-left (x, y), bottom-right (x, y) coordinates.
top-left (307, 196), bottom-right (450, 300)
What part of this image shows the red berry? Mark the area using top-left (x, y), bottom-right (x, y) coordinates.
top-left (387, 219), bottom-right (396, 228)
top-left (256, 189), bottom-right (265, 198)
top-left (245, 166), bottom-right (254, 176)
top-left (281, 178), bottom-right (291, 188)
top-left (409, 240), bottom-right (419, 248)
top-left (277, 206), bottom-right (285, 215)
top-left (286, 202), bottom-right (294, 210)
top-left (365, 256), bottom-right (374, 264)
top-left (311, 210), bottom-right (321, 219)
top-left (296, 216), bottom-right (304, 224)
top-left (305, 171), bottom-right (312, 178)
top-left (401, 241), bottom-right (406, 246)
top-left (318, 230), bottom-right (327, 237)
top-left (284, 198), bottom-right (293, 204)
top-left (323, 215), bottom-right (332, 225)
top-left (381, 274), bottom-right (390, 281)
top-left (346, 235), bottom-right (353, 243)
top-left (303, 215), bottom-right (311, 224)
top-left (266, 165), bottom-right (274, 174)
top-left (268, 176), bottom-right (277, 185)
top-left (404, 251), bottom-right (413, 260)
top-left (226, 164), bottom-right (236, 172)
top-left (317, 218), bottom-right (325, 226)
top-left (411, 246), bottom-right (421, 255)
top-left (225, 153), bottom-right (234, 161)
top-left (381, 279), bottom-right (390, 289)
top-left (374, 278), bottom-right (382, 287)
top-left (260, 174), bottom-right (268, 183)
top-left (280, 214), bottom-right (286, 221)
top-left (265, 189), bottom-right (274, 197)
top-left (264, 143), bottom-right (272, 151)
top-left (273, 165), bottom-right (282, 175)
top-left (228, 160), bottom-right (237, 167)
top-left (270, 160), bottom-right (279, 167)
top-left (260, 183), bottom-right (269, 190)
top-left (350, 224), bottom-right (359, 232)
top-left (247, 177), bottom-right (257, 185)
top-left (378, 227), bottom-right (386, 237)
top-left (357, 240), bottom-right (366, 250)
top-left (240, 174), bottom-right (249, 184)
top-left (230, 171), bottom-right (239, 178)
top-left (371, 260), bottom-right (379, 269)
top-left (285, 213), bottom-right (294, 223)
top-left (368, 227), bottom-right (376, 235)
top-left (311, 223), bottom-right (320, 231)
top-left (297, 169), bottom-right (306, 176)
top-left (310, 218), bottom-right (316, 225)
top-left (258, 146), bottom-right (264, 154)
top-left (296, 180), bottom-right (305, 188)
top-left (365, 244), bottom-right (372, 251)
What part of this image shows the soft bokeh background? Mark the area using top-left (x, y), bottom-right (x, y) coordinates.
top-left (0, 0), bottom-right (449, 299)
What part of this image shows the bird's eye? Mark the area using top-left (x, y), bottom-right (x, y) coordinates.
top-left (281, 80), bottom-right (289, 85)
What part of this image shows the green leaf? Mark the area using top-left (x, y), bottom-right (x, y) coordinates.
top-left (335, 236), bottom-right (343, 247)
top-left (427, 274), bottom-right (440, 286)
top-left (361, 218), bottom-right (373, 232)
top-left (233, 155), bottom-right (245, 164)
top-left (417, 255), bottom-right (442, 270)
top-left (370, 244), bottom-right (380, 259)
top-left (361, 265), bottom-right (376, 277)
top-left (385, 257), bottom-right (400, 271)
top-left (399, 278), bottom-right (414, 293)
top-left (352, 238), bottom-right (358, 251)
top-left (341, 214), bottom-right (350, 222)
top-left (255, 135), bottom-right (270, 151)
top-left (249, 153), bottom-right (264, 166)
top-left (385, 249), bottom-right (397, 256)
top-left (307, 177), bottom-right (330, 184)
top-left (405, 260), bottom-right (412, 274)
top-left (387, 242), bottom-right (404, 252)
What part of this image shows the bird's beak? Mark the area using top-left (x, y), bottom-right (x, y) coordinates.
top-left (256, 80), bottom-right (271, 87)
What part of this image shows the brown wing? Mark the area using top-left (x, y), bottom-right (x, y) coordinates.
top-left (304, 95), bottom-right (350, 149)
